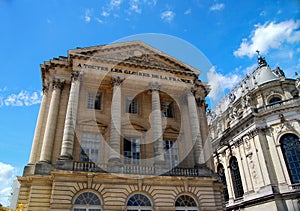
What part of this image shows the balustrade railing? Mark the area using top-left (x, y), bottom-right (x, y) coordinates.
top-left (72, 161), bottom-right (212, 177)
top-left (255, 98), bottom-right (299, 113)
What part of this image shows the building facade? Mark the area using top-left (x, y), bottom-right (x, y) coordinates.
top-left (17, 41), bottom-right (224, 210)
top-left (208, 55), bottom-right (300, 210)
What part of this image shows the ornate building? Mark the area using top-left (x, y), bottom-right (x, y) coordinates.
top-left (17, 41), bottom-right (224, 210)
top-left (208, 54), bottom-right (300, 210)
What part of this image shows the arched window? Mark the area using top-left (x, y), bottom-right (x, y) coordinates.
top-left (73, 192), bottom-right (102, 211)
top-left (175, 195), bottom-right (199, 211)
top-left (230, 157), bottom-right (244, 198)
top-left (280, 134), bottom-right (300, 184)
top-left (217, 163), bottom-right (229, 202)
top-left (269, 96), bottom-right (281, 104)
top-left (126, 193), bottom-right (153, 211)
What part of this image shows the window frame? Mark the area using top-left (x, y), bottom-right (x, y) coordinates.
top-left (87, 92), bottom-right (102, 110)
top-left (217, 163), bottom-right (229, 202)
top-left (123, 137), bottom-right (141, 165)
top-left (229, 156), bottom-right (244, 198)
top-left (80, 133), bottom-right (101, 163)
top-left (161, 101), bottom-right (175, 118)
top-left (175, 194), bottom-right (199, 211)
top-left (163, 140), bottom-right (179, 167)
top-left (126, 193), bottom-right (153, 211)
top-left (72, 191), bottom-right (102, 211)
top-left (280, 133), bottom-right (300, 184)
top-left (126, 96), bottom-right (139, 114)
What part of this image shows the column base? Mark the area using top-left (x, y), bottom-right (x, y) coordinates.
top-left (58, 155), bottom-right (73, 161)
top-left (154, 160), bottom-right (165, 167)
top-left (108, 157), bottom-right (122, 164)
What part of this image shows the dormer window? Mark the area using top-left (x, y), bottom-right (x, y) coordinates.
top-left (269, 96), bottom-right (282, 104)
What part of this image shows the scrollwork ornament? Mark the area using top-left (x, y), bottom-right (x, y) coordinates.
top-left (111, 75), bottom-right (125, 86)
top-left (149, 81), bottom-right (161, 91)
top-left (52, 79), bottom-right (65, 90)
top-left (71, 70), bottom-right (80, 81)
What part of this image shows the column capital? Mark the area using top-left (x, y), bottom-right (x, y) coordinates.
top-left (149, 81), bottom-right (161, 91)
top-left (111, 75), bottom-right (125, 86)
top-left (42, 84), bottom-right (49, 94)
top-left (71, 70), bottom-right (81, 81)
top-left (52, 79), bottom-right (65, 90)
top-left (184, 85), bottom-right (195, 96)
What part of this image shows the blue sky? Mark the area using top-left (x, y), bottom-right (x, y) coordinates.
top-left (0, 0), bottom-right (299, 206)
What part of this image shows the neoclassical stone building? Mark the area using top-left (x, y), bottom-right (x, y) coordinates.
top-left (208, 55), bottom-right (300, 210)
top-left (17, 41), bottom-right (224, 210)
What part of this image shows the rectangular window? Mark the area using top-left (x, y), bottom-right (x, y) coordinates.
top-left (80, 133), bottom-right (101, 162)
top-left (161, 101), bottom-right (174, 118)
top-left (163, 140), bottom-right (179, 167)
top-left (126, 97), bottom-right (138, 114)
top-left (87, 92), bottom-right (101, 110)
top-left (124, 138), bottom-right (141, 165)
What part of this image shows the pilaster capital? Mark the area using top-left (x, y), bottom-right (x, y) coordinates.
top-left (149, 81), bottom-right (161, 91)
top-left (52, 79), bottom-right (65, 90)
top-left (111, 75), bottom-right (125, 86)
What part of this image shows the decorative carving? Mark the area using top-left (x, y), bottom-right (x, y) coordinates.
top-left (229, 93), bottom-right (236, 103)
top-left (242, 95), bottom-right (252, 108)
top-left (296, 72), bottom-right (300, 91)
top-left (195, 97), bottom-right (205, 107)
top-left (149, 81), bottom-right (161, 91)
top-left (243, 136), bottom-right (251, 151)
top-left (248, 154), bottom-right (258, 181)
top-left (52, 79), bottom-right (65, 90)
top-left (110, 75), bottom-right (125, 86)
top-left (42, 84), bottom-right (49, 94)
top-left (95, 50), bottom-right (173, 69)
top-left (71, 70), bottom-right (80, 81)
top-left (274, 118), bottom-right (298, 140)
top-left (273, 66), bottom-right (285, 77)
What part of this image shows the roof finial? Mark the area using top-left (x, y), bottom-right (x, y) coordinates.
top-left (256, 50), bottom-right (267, 68)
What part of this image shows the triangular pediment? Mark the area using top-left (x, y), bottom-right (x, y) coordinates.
top-left (69, 41), bottom-right (200, 75)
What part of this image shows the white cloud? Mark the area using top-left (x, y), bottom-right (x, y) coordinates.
top-left (101, 11), bottom-right (110, 17)
top-left (210, 3), bottom-right (225, 11)
top-left (129, 0), bottom-right (142, 14)
top-left (84, 9), bottom-right (92, 22)
top-left (95, 18), bottom-right (104, 24)
top-left (242, 63), bottom-right (257, 75)
top-left (0, 162), bottom-right (17, 207)
top-left (234, 19), bottom-right (300, 58)
top-left (110, 0), bottom-right (122, 8)
top-left (1, 90), bottom-right (42, 107)
top-left (145, 0), bottom-right (157, 7)
top-left (184, 8), bottom-right (191, 15)
top-left (207, 66), bottom-right (241, 101)
top-left (161, 10), bottom-right (175, 23)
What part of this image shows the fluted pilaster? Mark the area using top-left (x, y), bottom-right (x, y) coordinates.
top-left (186, 87), bottom-right (204, 166)
top-left (39, 79), bottom-right (65, 163)
top-left (60, 71), bottom-right (81, 160)
top-left (109, 76), bottom-right (124, 163)
top-left (29, 85), bottom-right (49, 164)
top-left (149, 81), bottom-right (165, 165)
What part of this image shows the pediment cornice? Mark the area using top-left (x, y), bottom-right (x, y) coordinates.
top-left (69, 41), bottom-right (200, 76)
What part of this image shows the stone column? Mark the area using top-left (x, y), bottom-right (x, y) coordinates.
top-left (108, 76), bottom-right (124, 163)
top-left (186, 87), bottom-right (204, 166)
top-left (59, 71), bottom-right (81, 160)
top-left (39, 79), bottom-right (65, 163)
top-left (149, 81), bottom-right (165, 165)
top-left (28, 85), bottom-right (48, 164)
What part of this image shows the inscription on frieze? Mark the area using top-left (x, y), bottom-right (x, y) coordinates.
top-left (76, 63), bottom-right (192, 84)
